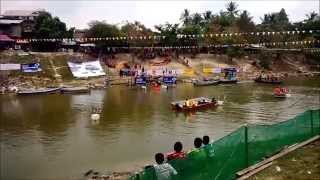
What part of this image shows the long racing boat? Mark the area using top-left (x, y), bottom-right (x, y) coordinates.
top-left (171, 97), bottom-right (222, 111)
top-left (17, 87), bottom-right (61, 95)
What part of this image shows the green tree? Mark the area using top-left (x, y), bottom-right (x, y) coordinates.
top-left (226, 46), bottom-right (243, 62)
top-left (226, 1), bottom-right (239, 18)
top-left (86, 21), bottom-right (124, 48)
top-left (192, 13), bottom-right (203, 26)
top-left (260, 8), bottom-right (291, 31)
top-left (236, 10), bottom-right (255, 32)
top-left (154, 23), bottom-right (179, 46)
top-left (33, 11), bottom-right (71, 39)
top-left (180, 9), bottom-right (191, 26)
top-left (121, 21), bottom-right (154, 46)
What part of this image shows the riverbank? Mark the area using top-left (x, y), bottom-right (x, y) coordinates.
top-left (1, 50), bottom-right (319, 92)
top-left (248, 139), bottom-right (320, 180)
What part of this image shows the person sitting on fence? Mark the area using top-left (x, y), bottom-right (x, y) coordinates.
top-left (166, 141), bottom-right (186, 161)
top-left (153, 153), bottom-right (177, 180)
top-left (202, 135), bottom-right (210, 147)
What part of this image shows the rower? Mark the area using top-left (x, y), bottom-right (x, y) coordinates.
top-left (186, 99), bottom-right (191, 107)
top-left (274, 87), bottom-right (281, 95)
top-left (211, 97), bottom-right (216, 103)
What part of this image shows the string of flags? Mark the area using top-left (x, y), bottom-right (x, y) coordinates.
top-left (15, 30), bottom-right (320, 43)
top-left (66, 40), bottom-right (319, 49)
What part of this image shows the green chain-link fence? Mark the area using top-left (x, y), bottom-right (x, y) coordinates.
top-left (130, 109), bottom-right (320, 180)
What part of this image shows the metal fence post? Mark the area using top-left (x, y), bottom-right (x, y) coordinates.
top-left (244, 124), bottom-right (249, 168)
top-left (310, 110), bottom-right (314, 136)
top-left (318, 109), bottom-right (320, 135)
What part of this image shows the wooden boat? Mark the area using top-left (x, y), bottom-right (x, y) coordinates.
top-left (193, 79), bottom-right (220, 86)
top-left (219, 79), bottom-right (238, 84)
top-left (17, 87), bottom-right (61, 95)
top-left (61, 87), bottom-right (90, 94)
top-left (254, 78), bottom-right (282, 84)
top-left (171, 97), bottom-right (219, 111)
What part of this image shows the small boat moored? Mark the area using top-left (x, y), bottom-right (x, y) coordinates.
top-left (219, 79), bottom-right (238, 84)
top-left (219, 68), bottom-right (238, 84)
top-left (193, 79), bottom-right (220, 86)
top-left (171, 97), bottom-right (221, 111)
top-left (17, 87), bottom-right (61, 95)
top-left (61, 87), bottom-right (90, 94)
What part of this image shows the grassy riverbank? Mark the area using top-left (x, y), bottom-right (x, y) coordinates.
top-left (248, 139), bottom-right (320, 180)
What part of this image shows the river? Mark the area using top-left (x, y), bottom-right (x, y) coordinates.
top-left (0, 77), bottom-right (319, 179)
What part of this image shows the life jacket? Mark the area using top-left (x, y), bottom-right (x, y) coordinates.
top-left (274, 88), bottom-right (281, 94)
top-left (166, 151), bottom-right (186, 161)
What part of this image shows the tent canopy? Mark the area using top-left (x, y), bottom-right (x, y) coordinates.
top-left (0, 34), bottom-right (14, 42)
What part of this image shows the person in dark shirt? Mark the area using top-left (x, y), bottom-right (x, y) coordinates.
top-left (188, 137), bottom-right (203, 153)
top-left (202, 135), bottom-right (210, 146)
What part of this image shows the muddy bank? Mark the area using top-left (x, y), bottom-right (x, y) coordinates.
top-left (1, 51), bottom-right (319, 92)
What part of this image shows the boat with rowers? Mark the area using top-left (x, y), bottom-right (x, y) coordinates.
top-left (171, 97), bottom-right (223, 111)
top-left (254, 77), bottom-right (282, 84)
top-left (254, 73), bottom-right (282, 84)
top-left (17, 87), bottom-right (61, 95)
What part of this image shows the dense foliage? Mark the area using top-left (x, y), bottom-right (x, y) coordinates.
top-left (29, 1), bottom-right (319, 55)
top-left (33, 11), bottom-right (74, 39)
top-left (83, 2), bottom-right (319, 47)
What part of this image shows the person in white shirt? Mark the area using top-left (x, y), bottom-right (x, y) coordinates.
top-left (153, 153), bottom-right (177, 180)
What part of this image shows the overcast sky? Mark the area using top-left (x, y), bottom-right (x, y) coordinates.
top-left (1, 0), bottom-right (319, 30)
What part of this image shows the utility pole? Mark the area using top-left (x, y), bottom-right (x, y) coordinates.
top-left (0, 0), bottom-right (2, 15)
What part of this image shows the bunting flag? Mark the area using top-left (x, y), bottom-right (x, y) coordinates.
top-left (17, 29), bottom-right (320, 44)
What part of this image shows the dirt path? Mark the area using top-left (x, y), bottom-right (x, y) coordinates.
top-left (48, 57), bottom-right (63, 84)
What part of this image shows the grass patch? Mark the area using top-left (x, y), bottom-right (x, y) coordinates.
top-left (248, 140), bottom-right (320, 180)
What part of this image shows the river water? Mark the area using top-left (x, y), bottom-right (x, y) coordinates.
top-left (1, 77), bottom-right (319, 179)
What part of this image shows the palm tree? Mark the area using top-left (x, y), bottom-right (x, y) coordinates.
top-left (203, 10), bottom-right (213, 21)
top-left (192, 13), bottom-right (203, 25)
top-left (226, 1), bottom-right (239, 17)
top-left (180, 9), bottom-right (191, 26)
top-left (305, 11), bottom-right (318, 21)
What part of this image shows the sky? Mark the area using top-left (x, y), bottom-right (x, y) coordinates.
top-left (1, 0), bottom-right (319, 30)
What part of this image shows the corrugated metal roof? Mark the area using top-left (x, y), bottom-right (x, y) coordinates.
top-left (0, 19), bottom-right (23, 24)
top-left (2, 10), bottom-right (42, 17)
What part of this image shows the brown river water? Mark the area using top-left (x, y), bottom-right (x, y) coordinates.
top-left (0, 77), bottom-right (319, 179)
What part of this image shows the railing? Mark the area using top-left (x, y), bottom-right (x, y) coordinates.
top-left (130, 109), bottom-right (320, 180)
